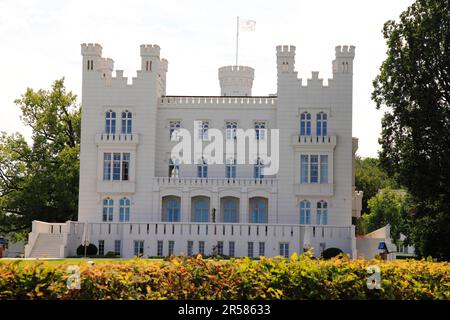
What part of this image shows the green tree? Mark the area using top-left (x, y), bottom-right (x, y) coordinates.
top-left (0, 79), bottom-right (80, 238)
top-left (365, 188), bottom-right (407, 242)
top-left (372, 0), bottom-right (450, 259)
top-left (355, 156), bottom-right (397, 214)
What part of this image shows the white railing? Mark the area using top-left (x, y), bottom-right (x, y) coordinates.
top-left (95, 133), bottom-right (139, 144)
top-left (154, 177), bottom-right (277, 187)
top-left (160, 96), bottom-right (276, 106)
top-left (292, 134), bottom-right (337, 146)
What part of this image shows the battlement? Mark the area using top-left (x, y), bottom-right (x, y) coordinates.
top-left (335, 45), bottom-right (355, 58)
top-left (98, 57), bottom-right (114, 71)
top-left (81, 43), bottom-right (102, 56)
top-left (276, 45), bottom-right (296, 56)
top-left (160, 58), bottom-right (168, 72)
top-left (140, 44), bottom-right (160, 57)
top-left (218, 65), bottom-right (254, 78)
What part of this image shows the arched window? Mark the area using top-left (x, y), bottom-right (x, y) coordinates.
top-left (102, 198), bottom-right (114, 222)
top-left (316, 112), bottom-right (328, 136)
top-left (226, 157), bottom-right (236, 178)
top-left (119, 197), bottom-right (130, 222)
top-left (254, 158), bottom-right (264, 179)
top-left (300, 112), bottom-right (311, 136)
top-left (226, 121), bottom-right (237, 140)
top-left (254, 121), bottom-right (266, 140)
top-left (317, 201), bottom-right (328, 225)
top-left (192, 197), bottom-right (210, 222)
top-left (249, 197), bottom-right (268, 223)
top-left (163, 196), bottom-right (180, 222)
top-left (197, 157), bottom-right (208, 178)
top-left (105, 110), bottom-right (116, 134)
top-left (169, 158), bottom-right (179, 178)
top-left (221, 197), bottom-right (239, 223)
top-left (121, 110), bottom-right (132, 134)
top-left (300, 200), bottom-right (311, 224)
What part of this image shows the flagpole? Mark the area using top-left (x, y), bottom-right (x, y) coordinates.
top-left (236, 16), bottom-right (239, 66)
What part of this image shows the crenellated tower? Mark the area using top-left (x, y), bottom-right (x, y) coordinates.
top-left (332, 45), bottom-right (355, 75)
top-left (218, 65), bottom-right (254, 96)
top-left (276, 45), bottom-right (296, 75)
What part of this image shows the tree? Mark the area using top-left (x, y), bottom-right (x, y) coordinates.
top-left (0, 79), bottom-right (80, 238)
top-left (365, 188), bottom-right (407, 242)
top-left (355, 156), bottom-right (397, 214)
top-left (372, 0), bottom-right (450, 259)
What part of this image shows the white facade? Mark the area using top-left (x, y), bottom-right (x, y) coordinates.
top-left (25, 43), bottom-right (363, 259)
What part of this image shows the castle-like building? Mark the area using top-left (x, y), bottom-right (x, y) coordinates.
top-left (24, 43), bottom-right (363, 259)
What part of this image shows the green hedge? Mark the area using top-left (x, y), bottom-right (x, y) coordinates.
top-left (0, 254), bottom-right (449, 299)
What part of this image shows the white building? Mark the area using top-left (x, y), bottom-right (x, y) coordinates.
top-left (24, 43), bottom-right (363, 259)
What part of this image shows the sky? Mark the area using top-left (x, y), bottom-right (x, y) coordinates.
top-left (0, 0), bottom-right (414, 157)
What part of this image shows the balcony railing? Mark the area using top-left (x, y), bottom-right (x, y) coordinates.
top-left (154, 177), bottom-right (277, 188)
top-left (95, 133), bottom-right (139, 145)
top-left (292, 134), bottom-right (337, 148)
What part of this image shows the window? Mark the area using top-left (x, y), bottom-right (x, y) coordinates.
top-left (317, 201), bottom-right (328, 225)
top-left (169, 120), bottom-right (181, 140)
top-left (119, 197), bottom-right (130, 222)
top-left (225, 158), bottom-right (236, 178)
top-left (169, 158), bottom-right (179, 178)
top-left (102, 198), bottom-right (114, 222)
top-left (255, 121), bottom-right (266, 140)
top-left (222, 197), bottom-right (238, 223)
top-left (105, 110), bottom-right (116, 134)
top-left (300, 155), bottom-right (328, 184)
top-left (87, 59), bottom-right (94, 71)
top-left (279, 243), bottom-right (289, 258)
top-left (300, 112), bottom-right (311, 136)
top-left (250, 197), bottom-right (268, 223)
top-left (122, 153), bottom-right (130, 181)
top-left (113, 153), bottom-right (121, 180)
top-left (134, 240), bottom-right (144, 257)
top-left (192, 197), bottom-right (210, 222)
top-left (310, 155), bottom-right (319, 183)
top-left (197, 121), bottom-right (209, 140)
top-left (145, 60), bottom-right (152, 71)
top-left (259, 242), bottom-right (265, 257)
top-left (103, 152), bottom-right (131, 181)
top-left (226, 121), bottom-right (237, 140)
top-left (187, 241), bottom-right (194, 256)
top-left (254, 158), bottom-right (264, 179)
top-left (157, 240), bottom-right (163, 256)
top-left (114, 240), bottom-right (121, 256)
top-left (121, 111), bottom-right (132, 134)
top-left (217, 241), bottom-right (224, 256)
top-left (300, 200), bottom-right (311, 224)
top-left (198, 241), bottom-right (205, 256)
top-left (98, 240), bottom-right (105, 256)
top-left (247, 242), bottom-right (254, 258)
top-left (168, 240), bottom-right (175, 256)
top-left (316, 112), bottom-right (328, 136)
top-left (300, 155), bottom-right (309, 183)
top-left (197, 157), bottom-right (208, 178)
top-left (320, 155), bottom-right (328, 183)
top-left (103, 153), bottom-right (112, 180)
top-left (163, 196), bottom-right (180, 222)
top-left (229, 241), bottom-right (235, 257)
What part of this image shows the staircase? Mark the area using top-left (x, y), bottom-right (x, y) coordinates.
top-left (29, 233), bottom-right (63, 258)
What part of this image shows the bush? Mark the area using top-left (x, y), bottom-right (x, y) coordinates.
top-left (322, 248), bottom-right (343, 259)
top-left (76, 244), bottom-right (98, 256)
top-left (0, 255), bottom-right (448, 300)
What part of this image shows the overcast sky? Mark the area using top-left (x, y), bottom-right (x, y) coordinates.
top-left (0, 0), bottom-right (414, 157)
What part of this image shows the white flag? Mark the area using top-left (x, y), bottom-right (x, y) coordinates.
top-left (239, 19), bottom-right (256, 32)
